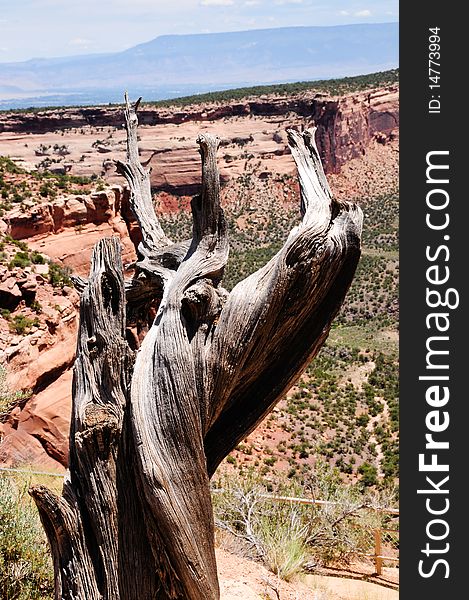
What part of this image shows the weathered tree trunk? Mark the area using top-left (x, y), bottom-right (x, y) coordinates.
top-left (30, 94), bottom-right (362, 599)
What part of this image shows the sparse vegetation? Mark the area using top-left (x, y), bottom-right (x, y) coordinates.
top-left (0, 364), bottom-right (32, 421)
top-left (47, 262), bottom-right (72, 287)
top-left (0, 238), bottom-right (47, 271)
top-left (8, 251), bottom-right (31, 269)
top-left (149, 69), bottom-right (399, 109)
top-left (0, 475), bottom-right (54, 599)
top-left (8, 314), bottom-right (40, 335)
top-left (1, 154), bottom-right (96, 208)
top-left (213, 463), bottom-right (396, 579)
top-left (208, 187), bottom-right (399, 488)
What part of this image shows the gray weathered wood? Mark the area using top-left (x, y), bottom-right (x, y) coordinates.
top-left (31, 96), bottom-right (362, 599)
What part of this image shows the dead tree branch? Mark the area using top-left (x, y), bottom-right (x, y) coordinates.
top-left (32, 95), bottom-right (362, 600)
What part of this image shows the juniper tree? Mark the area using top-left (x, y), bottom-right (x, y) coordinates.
top-left (30, 95), bottom-right (362, 600)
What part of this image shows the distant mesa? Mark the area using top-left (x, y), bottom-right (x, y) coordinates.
top-left (0, 23), bottom-right (398, 110)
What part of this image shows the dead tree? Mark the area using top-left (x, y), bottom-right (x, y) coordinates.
top-left (30, 95), bottom-right (363, 600)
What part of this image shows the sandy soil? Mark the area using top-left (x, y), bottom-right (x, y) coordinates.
top-left (217, 549), bottom-right (398, 600)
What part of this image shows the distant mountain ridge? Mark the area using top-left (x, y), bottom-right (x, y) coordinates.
top-left (0, 23), bottom-right (398, 109)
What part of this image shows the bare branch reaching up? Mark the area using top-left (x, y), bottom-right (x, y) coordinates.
top-left (34, 97), bottom-right (362, 600)
top-left (204, 127), bottom-right (362, 474)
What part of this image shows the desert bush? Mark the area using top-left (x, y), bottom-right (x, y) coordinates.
top-left (255, 502), bottom-right (309, 581)
top-left (30, 251), bottom-right (45, 265)
top-left (8, 315), bottom-right (39, 336)
top-left (212, 464), bottom-right (396, 577)
top-left (8, 251), bottom-right (31, 269)
top-left (212, 473), bottom-right (309, 581)
top-left (0, 475), bottom-right (54, 599)
top-left (0, 364), bottom-right (32, 419)
top-left (48, 262), bottom-right (72, 287)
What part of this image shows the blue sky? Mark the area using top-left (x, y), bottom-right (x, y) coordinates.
top-left (0, 0), bottom-right (398, 63)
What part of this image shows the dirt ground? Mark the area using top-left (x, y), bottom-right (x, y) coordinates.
top-left (217, 549), bottom-right (399, 600)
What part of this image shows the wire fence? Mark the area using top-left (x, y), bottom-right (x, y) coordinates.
top-left (267, 493), bottom-right (399, 582)
top-left (212, 488), bottom-right (399, 586)
top-left (1, 467), bottom-right (399, 585)
top-left (0, 466), bottom-right (65, 478)
top-left (354, 510), bottom-right (399, 578)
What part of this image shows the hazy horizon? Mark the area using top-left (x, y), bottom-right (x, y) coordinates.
top-left (0, 20), bottom-right (399, 66)
top-left (0, 1), bottom-right (399, 64)
top-left (0, 22), bottom-right (398, 110)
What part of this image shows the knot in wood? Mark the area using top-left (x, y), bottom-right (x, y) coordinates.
top-left (87, 335), bottom-right (99, 356)
top-left (78, 405), bottom-right (121, 457)
top-left (181, 279), bottom-right (225, 330)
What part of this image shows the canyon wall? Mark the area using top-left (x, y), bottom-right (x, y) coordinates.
top-left (0, 86), bottom-right (398, 183)
top-left (0, 84), bottom-right (399, 471)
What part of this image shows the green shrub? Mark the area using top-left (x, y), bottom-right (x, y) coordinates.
top-left (29, 300), bottom-right (43, 314)
top-left (8, 251), bottom-right (31, 269)
top-left (38, 183), bottom-right (56, 199)
top-left (0, 157), bottom-right (26, 175)
top-left (48, 262), bottom-right (72, 287)
top-left (0, 476), bottom-right (54, 599)
top-left (3, 236), bottom-right (29, 252)
top-left (8, 315), bottom-right (39, 335)
top-left (358, 462), bottom-right (379, 487)
top-left (30, 251), bottom-right (45, 265)
top-left (0, 364), bottom-right (32, 418)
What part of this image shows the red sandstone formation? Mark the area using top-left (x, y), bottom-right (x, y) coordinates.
top-left (0, 84), bottom-right (398, 471)
top-left (0, 86), bottom-right (398, 195)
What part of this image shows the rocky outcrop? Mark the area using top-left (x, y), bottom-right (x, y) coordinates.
top-left (0, 276), bottom-right (23, 310)
top-left (0, 369), bottom-right (72, 469)
top-left (311, 88), bottom-right (399, 173)
top-left (2, 185), bottom-right (137, 275)
top-left (0, 257), bottom-right (80, 470)
top-left (1, 283), bottom-right (78, 390)
top-left (0, 86), bottom-right (399, 185)
top-left (5, 186), bottom-right (128, 239)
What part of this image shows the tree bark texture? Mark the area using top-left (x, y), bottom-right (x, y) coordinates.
top-left (30, 94), bottom-right (363, 599)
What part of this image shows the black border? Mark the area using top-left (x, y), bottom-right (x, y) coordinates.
top-left (400, 3), bottom-right (466, 595)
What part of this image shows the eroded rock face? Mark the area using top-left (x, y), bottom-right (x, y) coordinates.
top-left (5, 186), bottom-right (128, 240)
top-left (0, 84), bottom-right (399, 471)
top-left (2, 185), bottom-right (137, 277)
top-left (0, 270), bottom-right (78, 470)
top-left (138, 87), bottom-right (399, 192)
top-left (0, 184), bottom-right (139, 470)
top-left (0, 370), bottom-right (72, 469)
top-left (0, 86), bottom-right (399, 195)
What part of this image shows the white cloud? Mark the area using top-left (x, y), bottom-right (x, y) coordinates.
top-left (200, 0), bottom-right (235, 6)
top-left (339, 10), bottom-right (349, 16)
top-left (69, 37), bottom-right (93, 47)
top-left (274, 0), bottom-right (304, 4)
top-left (244, 0), bottom-right (261, 5)
top-left (355, 9), bottom-right (372, 17)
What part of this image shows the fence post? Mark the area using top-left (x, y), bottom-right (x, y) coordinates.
top-left (374, 528), bottom-right (383, 575)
